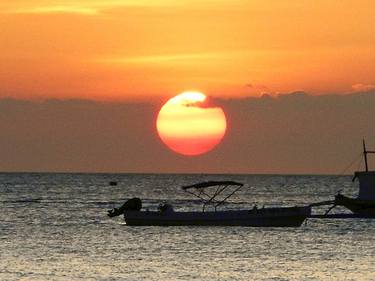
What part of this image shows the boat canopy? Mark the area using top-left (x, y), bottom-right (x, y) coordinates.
top-left (181, 180), bottom-right (245, 212)
top-left (182, 181), bottom-right (243, 190)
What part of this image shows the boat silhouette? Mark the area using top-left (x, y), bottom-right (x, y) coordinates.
top-left (108, 181), bottom-right (310, 227)
top-left (310, 140), bottom-right (375, 218)
top-left (333, 140), bottom-right (375, 217)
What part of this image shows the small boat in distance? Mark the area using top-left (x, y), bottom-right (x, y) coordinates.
top-left (333, 140), bottom-right (375, 217)
top-left (108, 181), bottom-right (311, 227)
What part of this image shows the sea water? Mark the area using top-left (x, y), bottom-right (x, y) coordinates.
top-left (1, 173), bottom-right (374, 280)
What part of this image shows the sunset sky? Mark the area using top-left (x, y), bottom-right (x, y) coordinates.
top-left (1, 1), bottom-right (375, 173)
top-left (1, 0), bottom-right (375, 101)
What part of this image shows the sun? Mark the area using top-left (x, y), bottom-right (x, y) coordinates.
top-left (156, 91), bottom-right (227, 156)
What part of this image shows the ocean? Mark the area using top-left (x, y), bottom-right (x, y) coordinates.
top-left (1, 173), bottom-right (374, 280)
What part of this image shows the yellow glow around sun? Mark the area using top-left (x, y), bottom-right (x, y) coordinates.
top-left (156, 91), bottom-right (227, 156)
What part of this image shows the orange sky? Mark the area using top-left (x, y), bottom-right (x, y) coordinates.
top-left (1, 0), bottom-right (375, 101)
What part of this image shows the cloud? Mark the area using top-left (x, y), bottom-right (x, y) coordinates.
top-left (0, 1), bottom-right (215, 16)
top-left (244, 83), bottom-right (271, 96)
top-left (0, 92), bottom-right (374, 174)
top-left (1, 5), bottom-right (99, 15)
top-left (351, 83), bottom-right (375, 92)
top-left (98, 52), bottom-right (233, 66)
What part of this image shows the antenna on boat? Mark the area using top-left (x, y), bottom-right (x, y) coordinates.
top-left (363, 139), bottom-right (368, 172)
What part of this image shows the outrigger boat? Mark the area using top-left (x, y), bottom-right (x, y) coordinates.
top-left (108, 181), bottom-right (311, 227)
top-left (333, 140), bottom-right (375, 217)
top-left (310, 140), bottom-right (375, 218)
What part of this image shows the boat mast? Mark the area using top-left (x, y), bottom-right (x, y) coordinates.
top-left (363, 139), bottom-right (368, 172)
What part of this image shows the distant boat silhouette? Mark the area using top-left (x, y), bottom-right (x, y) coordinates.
top-left (333, 140), bottom-right (375, 217)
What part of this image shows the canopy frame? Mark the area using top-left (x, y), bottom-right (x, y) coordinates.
top-left (181, 181), bottom-right (244, 212)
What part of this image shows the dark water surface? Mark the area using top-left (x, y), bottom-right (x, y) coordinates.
top-left (1, 173), bottom-right (374, 280)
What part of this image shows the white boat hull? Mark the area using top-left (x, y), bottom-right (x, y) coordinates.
top-left (123, 206), bottom-right (311, 227)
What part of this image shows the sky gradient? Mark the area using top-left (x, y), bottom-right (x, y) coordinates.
top-left (1, 0), bottom-right (375, 100)
top-left (1, 1), bottom-right (374, 173)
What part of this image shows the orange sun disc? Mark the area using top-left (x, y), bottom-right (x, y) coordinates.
top-left (156, 91), bottom-right (227, 156)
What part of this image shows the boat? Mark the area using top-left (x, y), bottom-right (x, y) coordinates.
top-left (332, 140), bottom-right (375, 217)
top-left (312, 140), bottom-right (375, 218)
top-left (108, 180), bottom-right (311, 227)
top-left (334, 193), bottom-right (375, 217)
